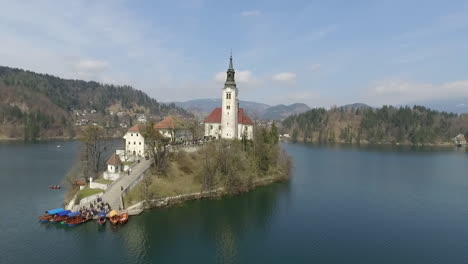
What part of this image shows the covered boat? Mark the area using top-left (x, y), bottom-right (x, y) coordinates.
top-left (49, 210), bottom-right (72, 223)
top-left (39, 208), bottom-right (65, 222)
top-left (97, 212), bottom-right (107, 225)
top-left (109, 210), bottom-right (119, 225)
top-left (61, 212), bottom-right (81, 225)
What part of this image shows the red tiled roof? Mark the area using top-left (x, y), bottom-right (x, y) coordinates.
top-left (204, 108), bottom-right (254, 125)
top-left (127, 124), bottom-right (145, 132)
top-left (238, 108), bottom-right (254, 125)
top-left (154, 116), bottom-right (185, 129)
top-left (204, 108), bottom-right (222, 123)
top-left (106, 153), bottom-right (122, 166)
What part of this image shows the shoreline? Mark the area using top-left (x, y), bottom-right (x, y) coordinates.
top-left (281, 139), bottom-right (461, 148)
top-left (126, 175), bottom-right (289, 213)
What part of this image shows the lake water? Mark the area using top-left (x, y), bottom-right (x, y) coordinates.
top-left (1, 141), bottom-right (468, 263)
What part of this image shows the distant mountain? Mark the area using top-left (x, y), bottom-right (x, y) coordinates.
top-left (0, 65), bottom-right (189, 140)
top-left (339, 103), bottom-right (372, 111)
top-left (260, 103), bottom-right (311, 120)
top-left (173, 99), bottom-right (310, 120)
top-left (406, 98), bottom-right (468, 114)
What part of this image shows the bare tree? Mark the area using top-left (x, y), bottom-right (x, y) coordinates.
top-left (80, 126), bottom-right (109, 179)
top-left (144, 123), bottom-right (169, 174)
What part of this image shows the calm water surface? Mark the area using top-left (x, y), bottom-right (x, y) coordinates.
top-left (1, 141), bottom-right (468, 263)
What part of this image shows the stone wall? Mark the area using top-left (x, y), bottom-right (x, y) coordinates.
top-left (79, 192), bottom-right (103, 207)
top-left (89, 181), bottom-right (108, 190)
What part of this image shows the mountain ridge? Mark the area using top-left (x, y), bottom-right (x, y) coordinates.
top-left (172, 99), bottom-right (310, 120)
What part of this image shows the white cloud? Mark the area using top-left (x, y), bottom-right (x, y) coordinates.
top-left (456, 103), bottom-right (466, 108)
top-left (272, 72), bottom-right (297, 81)
top-left (241, 10), bottom-right (261, 17)
top-left (364, 79), bottom-right (468, 105)
top-left (74, 59), bottom-right (109, 79)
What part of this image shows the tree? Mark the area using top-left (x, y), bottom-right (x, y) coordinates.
top-left (270, 122), bottom-right (279, 144)
top-left (81, 126), bottom-right (108, 178)
top-left (144, 123), bottom-right (169, 174)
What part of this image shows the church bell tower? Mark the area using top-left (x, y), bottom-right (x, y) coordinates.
top-left (220, 55), bottom-right (239, 139)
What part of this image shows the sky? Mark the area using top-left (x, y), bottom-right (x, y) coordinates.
top-left (1, 0), bottom-right (468, 108)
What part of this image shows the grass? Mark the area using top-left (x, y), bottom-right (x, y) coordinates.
top-left (123, 161), bottom-right (134, 166)
top-left (94, 178), bottom-right (113, 184)
top-left (124, 151), bottom-right (203, 206)
top-left (77, 187), bottom-right (103, 201)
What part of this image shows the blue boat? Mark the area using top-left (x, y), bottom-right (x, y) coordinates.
top-left (49, 210), bottom-right (72, 223)
top-left (39, 208), bottom-right (65, 222)
top-left (61, 212), bottom-right (81, 225)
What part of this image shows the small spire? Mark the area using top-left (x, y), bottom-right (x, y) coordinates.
top-left (228, 52), bottom-right (234, 70)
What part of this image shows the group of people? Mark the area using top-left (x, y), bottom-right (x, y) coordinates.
top-left (78, 199), bottom-right (112, 219)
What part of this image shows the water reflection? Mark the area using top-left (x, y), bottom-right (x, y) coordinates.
top-left (125, 182), bottom-right (291, 263)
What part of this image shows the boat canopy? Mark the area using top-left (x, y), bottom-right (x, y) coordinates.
top-left (109, 210), bottom-right (119, 217)
top-left (67, 211), bottom-right (80, 217)
top-left (46, 208), bottom-right (65, 215)
top-left (57, 210), bottom-right (72, 216)
top-left (98, 212), bottom-right (107, 216)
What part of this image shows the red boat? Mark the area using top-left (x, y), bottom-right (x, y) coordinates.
top-left (49, 210), bottom-right (72, 223)
top-left (49, 185), bottom-right (61, 190)
top-left (66, 216), bottom-right (91, 227)
top-left (110, 215), bottom-right (119, 225)
top-left (118, 212), bottom-right (129, 224)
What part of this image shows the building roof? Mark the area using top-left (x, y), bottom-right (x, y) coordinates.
top-left (106, 153), bottom-right (122, 166)
top-left (154, 116), bottom-right (186, 129)
top-left (127, 124), bottom-right (145, 132)
top-left (204, 108), bottom-right (254, 125)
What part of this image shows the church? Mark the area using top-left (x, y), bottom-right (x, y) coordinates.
top-left (204, 56), bottom-right (254, 140)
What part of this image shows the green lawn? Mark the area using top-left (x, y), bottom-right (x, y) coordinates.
top-left (123, 161), bottom-right (134, 166)
top-left (94, 178), bottom-right (113, 184)
top-left (77, 187), bottom-right (103, 201)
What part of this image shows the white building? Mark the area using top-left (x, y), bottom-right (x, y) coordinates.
top-left (204, 56), bottom-right (254, 140)
top-left (123, 124), bottom-right (146, 157)
top-left (154, 116), bottom-right (193, 142)
top-left (123, 117), bottom-right (193, 157)
top-left (103, 153), bottom-right (122, 181)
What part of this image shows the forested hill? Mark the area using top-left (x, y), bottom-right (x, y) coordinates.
top-left (282, 105), bottom-right (468, 145)
top-left (0, 66), bottom-right (189, 140)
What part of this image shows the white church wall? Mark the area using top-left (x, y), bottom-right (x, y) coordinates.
top-left (205, 123), bottom-right (221, 138)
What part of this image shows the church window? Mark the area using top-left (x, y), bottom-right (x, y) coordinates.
top-left (139, 142), bottom-right (141, 145)
top-left (218, 126), bottom-right (221, 130)
top-left (128, 142), bottom-right (130, 145)
top-left (226, 93), bottom-right (231, 99)
top-left (131, 133), bottom-right (133, 136)
top-left (227, 105), bottom-right (230, 110)
top-left (134, 142), bottom-right (136, 145)
top-left (210, 125), bottom-right (213, 129)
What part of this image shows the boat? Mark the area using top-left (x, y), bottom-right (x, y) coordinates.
top-left (67, 216), bottom-right (91, 227)
top-left (49, 210), bottom-right (72, 223)
top-left (60, 211), bottom-right (81, 224)
top-left (39, 208), bottom-right (65, 222)
top-left (97, 212), bottom-right (107, 225)
top-left (109, 210), bottom-right (119, 225)
top-left (118, 212), bottom-right (129, 224)
top-left (48, 185), bottom-right (61, 190)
